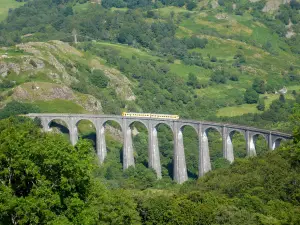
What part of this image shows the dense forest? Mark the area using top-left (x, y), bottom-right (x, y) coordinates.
top-left (0, 0), bottom-right (300, 224)
top-left (0, 115), bottom-right (300, 224)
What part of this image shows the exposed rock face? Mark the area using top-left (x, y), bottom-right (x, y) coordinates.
top-left (286, 19), bottom-right (295, 38)
top-left (262, 0), bottom-right (290, 12)
top-left (105, 125), bottom-right (123, 142)
top-left (215, 13), bottom-right (228, 20)
top-left (77, 95), bottom-right (103, 113)
top-left (211, 0), bottom-right (219, 9)
top-left (16, 42), bottom-right (79, 85)
top-left (13, 83), bottom-right (76, 101)
top-left (1, 40), bottom-right (135, 114)
top-left (0, 62), bottom-right (8, 77)
top-left (90, 59), bottom-right (135, 101)
top-left (29, 58), bottom-right (45, 69)
top-left (12, 82), bottom-right (103, 113)
top-left (0, 62), bottom-right (21, 77)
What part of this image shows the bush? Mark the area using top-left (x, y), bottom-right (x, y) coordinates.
top-left (252, 78), bottom-right (266, 94)
top-left (257, 98), bottom-right (265, 111)
top-left (244, 88), bottom-right (259, 104)
top-left (211, 70), bottom-right (228, 84)
top-left (210, 56), bottom-right (218, 62)
top-left (90, 69), bottom-right (109, 88)
top-left (0, 101), bottom-right (40, 119)
top-left (186, 1), bottom-right (197, 10)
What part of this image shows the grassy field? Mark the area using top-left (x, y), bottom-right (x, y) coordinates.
top-left (95, 42), bottom-right (159, 61)
top-left (216, 104), bottom-right (260, 117)
top-left (169, 63), bottom-right (211, 79)
top-left (216, 86), bottom-right (299, 117)
top-left (73, 2), bottom-right (90, 13)
top-left (35, 99), bottom-right (87, 113)
top-left (0, 0), bottom-right (24, 21)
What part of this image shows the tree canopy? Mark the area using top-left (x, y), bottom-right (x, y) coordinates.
top-left (0, 117), bottom-right (140, 225)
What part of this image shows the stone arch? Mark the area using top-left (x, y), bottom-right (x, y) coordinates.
top-left (202, 126), bottom-right (223, 170)
top-left (227, 129), bottom-right (247, 159)
top-left (126, 119), bottom-right (149, 132)
top-left (154, 122), bottom-right (174, 179)
top-left (203, 126), bottom-right (222, 136)
top-left (153, 121), bottom-right (174, 132)
top-left (102, 119), bottom-right (123, 132)
top-left (75, 119), bottom-right (97, 149)
top-left (272, 137), bottom-right (285, 150)
top-left (75, 118), bottom-right (96, 128)
top-left (179, 123), bottom-right (198, 135)
top-left (251, 132), bottom-right (268, 142)
top-left (47, 118), bottom-right (70, 131)
top-left (180, 124), bottom-right (199, 179)
top-left (228, 129), bottom-right (245, 138)
top-left (128, 120), bottom-right (149, 167)
top-left (48, 118), bottom-right (70, 135)
top-left (100, 119), bottom-right (124, 178)
top-left (251, 133), bottom-right (269, 156)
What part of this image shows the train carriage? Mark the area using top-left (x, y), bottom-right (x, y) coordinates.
top-left (122, 112), bottom-right (179, 120)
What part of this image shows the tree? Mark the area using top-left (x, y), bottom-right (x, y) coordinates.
top-left (257, 98), bottom-right (265, 111)
top-left (279, 94), bottom-right (286, 103)
top-left (187, 73), bottom-right (200, 88)
top-left (90, 69), bottom-right (109, 88)
top-left (218, 0), bottom-right (225, 6)
top-left (244, 88), bottom-right (259, 104)
top-left (252, 78), bottom-right (266, 94)
top-left (211, 70), bottom-right (228, 84)
top-left (0, 117), bottom-right (141, 224)
top-left (186, 1), bottom-right (197, 10)
top-left (210, 56), bottom-right (218, 62)
top-left (0, 101), bottom-right (40, 119)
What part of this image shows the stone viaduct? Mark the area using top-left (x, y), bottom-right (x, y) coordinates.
top-left (27, 113), bottom-right (292, 184)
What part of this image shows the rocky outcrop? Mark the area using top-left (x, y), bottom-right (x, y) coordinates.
top-left (262, 0), bottom-right (290, 12)
top-left (13, 82), bottom-right (103, 113)
top-left (90, 59), bottom-right (136, 101)
top-left (16, 42), bottom-right (79, 85)
top-left (0, 62), bottom-right (21, 77)
top-left (1, 40), bottom-right (135, 114)
top-left (211, 0), bottom-right (219, 8)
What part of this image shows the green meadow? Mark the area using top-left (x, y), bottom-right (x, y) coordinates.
top-left (0, 0), bottom-right (24, 21)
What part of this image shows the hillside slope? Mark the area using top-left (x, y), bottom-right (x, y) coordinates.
top-left (0, 0), bottom-right (300, 131)
top-left (0, 41), bottom-right (135, 113)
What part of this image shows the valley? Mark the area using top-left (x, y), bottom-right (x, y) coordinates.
top-left (0, 0), bottom-right (300, 224)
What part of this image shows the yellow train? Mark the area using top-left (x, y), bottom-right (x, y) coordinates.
top-left (122, 112), bottom-right (179, 120)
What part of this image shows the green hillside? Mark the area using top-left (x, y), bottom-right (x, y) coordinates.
top-left (1, 1), bottom-right (300, 224)
top-left (0, 0), bottom-right (298, 177)
top-left (0, 0), bottom-right (297, 182)
top-left (0, 0), bottom-right (299, 132)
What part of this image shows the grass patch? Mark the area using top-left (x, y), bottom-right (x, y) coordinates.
top-left (217, 104), bottom-right (260, 117)
top-left (35, 99), bottom-right (87, 113)
top-left (73, 2), bottom-right (91, 13)
top-left (94, 42), bottom-right (159, 61)
top-left (155, 6), bottom-right (189, 18)
top-left (0, 0), bottom-right (24, 21)
top-left (217, 88), bottom-right (297, 117)
top-left (77, 120), bottom-right (96, 137)
top-left (169, 63), bottom-right (211, 80)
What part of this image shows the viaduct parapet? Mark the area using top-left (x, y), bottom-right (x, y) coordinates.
top-left (27, 113), bottom-right (292, 184)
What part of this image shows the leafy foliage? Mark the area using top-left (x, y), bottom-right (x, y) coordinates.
top-left (0, 117), bottom-right (140, 224)
top-left (0, 101), bottom-right (40, 119)
top-left (244, 88), bottom-right (259, 104)
top-left (89, 69), bottom-right (109, 88)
